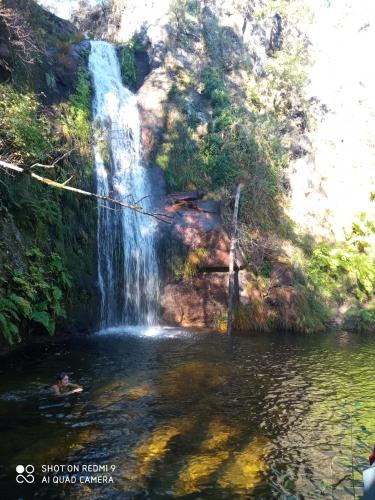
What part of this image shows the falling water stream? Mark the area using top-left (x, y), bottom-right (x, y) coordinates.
top-left (89, 41), bottom-right (159, 329)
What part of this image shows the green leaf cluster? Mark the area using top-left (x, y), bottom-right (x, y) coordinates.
top-left (296, 215), bottom-right (375, 329)
top-left (344, 305), bottom-right (375, 334)
top-left (59, 67), bottom-right (92, 155)
top-left (0, 84), bottom-right (53, 162)
top-left (0, 248), bottom-right (72, 344)
top-left (118, 38), bottom-right (143, 88)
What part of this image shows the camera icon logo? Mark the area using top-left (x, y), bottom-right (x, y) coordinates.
top-left (16, 465), bottom-right (35, 484)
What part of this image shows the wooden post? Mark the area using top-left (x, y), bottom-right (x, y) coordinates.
top-left (227, 184), bottom-right (241, 336)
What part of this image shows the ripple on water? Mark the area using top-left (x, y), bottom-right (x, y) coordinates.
top-left (0, 331), bottom-right (374, 498)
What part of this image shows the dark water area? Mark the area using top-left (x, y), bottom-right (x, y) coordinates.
top-left (0, 328), bottom-right (374, 499)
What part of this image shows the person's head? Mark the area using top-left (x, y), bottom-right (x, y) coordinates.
top-left (56, 372), bottom-right (69, 387)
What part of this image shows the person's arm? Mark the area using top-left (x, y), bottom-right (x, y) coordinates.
top-left (50, 384), bottom-right (82, 397)
top-left (67, 383), bottom-right (83, 393)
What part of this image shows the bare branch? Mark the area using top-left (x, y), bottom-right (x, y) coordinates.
top-left (0, 159), bottom-right (172, 224)
top-left (61, 175), bottom-right (74, 186)
top-left (28, 150), bottom-right (74, 170)
top-left (0, 7), bottom-right (44, 65)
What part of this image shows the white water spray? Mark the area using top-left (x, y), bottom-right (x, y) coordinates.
top-left (89, 41), bottom-right (159, 328)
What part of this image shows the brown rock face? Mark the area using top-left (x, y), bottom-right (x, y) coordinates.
top-left (160, 273), bottom-right (228, 328)
top-left (158, 191), bottom-right (246, 329)
top-left (161, 192), bottom-right (245, 271)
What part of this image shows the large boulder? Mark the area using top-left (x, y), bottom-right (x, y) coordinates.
top-left (158, 191), bottom-right (246, 329)
top-left (160, 273), bottom-right (228, 328)
top-left (160, 191), bottom-right (245, 270)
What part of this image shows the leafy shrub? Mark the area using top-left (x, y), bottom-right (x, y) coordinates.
top-left (0, 84), bottom-right (53, 162)
top-left (117, 37), bottom-right (144, 88)
top-left (304, 243), bottom-right (375, 305)
top-left (344, 305), bottom-right (375, 334)
top-left (59, 67), bottom-right (91, 154)
top-left (0, 248), bottom-right (72, 343)
top-left (294, 215), bottom-right (375, 331)
top-left (202, 68), bottom-right (230, 108)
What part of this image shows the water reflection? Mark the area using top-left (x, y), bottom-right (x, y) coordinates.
top-left (0, 331), bottom-right (374, 498)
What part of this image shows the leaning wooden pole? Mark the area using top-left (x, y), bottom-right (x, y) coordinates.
top-left (227, 184), bottom-right (241, 336)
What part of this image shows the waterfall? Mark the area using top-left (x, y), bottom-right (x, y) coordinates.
top-left (89, 41), bottom-right (159, 329)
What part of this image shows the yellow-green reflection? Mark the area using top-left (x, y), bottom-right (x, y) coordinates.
top-left (218, 435), bottom-right (270, 492)
top-left (173, 418), bottom-right (238, 496)
top-left (121, 417), bottom-right (194, 489)
top-left (91, 379), bottom-right (154, 407)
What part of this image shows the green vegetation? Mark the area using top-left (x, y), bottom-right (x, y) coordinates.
top-left (118, 37), bottom-right (144, 88)
top-left (0, 85), bottom-right (53, 162)
top-left (159, 0), bottom-right (374, 334)
top-left (156, 65), bottom-right (288, 228)
top-left (344, 305), bottom-right (375, 334)
top-left (0, 35), bottom-right (96, 345)
top-left (290, 214), bottom-right (375, 332)
top-left (60, 67), bottom-right (92, 155)
top-left (0, 249), bottom-right (71, 343)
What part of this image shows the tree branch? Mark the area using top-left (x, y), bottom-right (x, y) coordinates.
top-left (28, 150), bottom-right (74, 170)
top-left (0, 159), bottom-right (172, 223)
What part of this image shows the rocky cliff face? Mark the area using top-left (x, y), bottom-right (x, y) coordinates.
top-left (105, 0), bottom-right (313, 330)
top-left (29, 0), bottom-right (375, 334)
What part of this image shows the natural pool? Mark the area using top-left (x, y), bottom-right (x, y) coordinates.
top-left (0, 329), bottom-right (374, 498)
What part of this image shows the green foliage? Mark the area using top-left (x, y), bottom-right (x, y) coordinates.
top-left (202, 68), bottom-right (230, 108)
top-left (293, 215), bottom-right (375, 332)
top-left (0, 295), bottom-right (23, 344)
top-left (303, 226), bottom-right (375, 306)
top-left (0, 248), bottom-right (72, 343)
top-left (291, 284), bottom-right (329, 333)
top-left (60, 67), bottom-right (92, 154)
top-left (157, 66), bottom-right (288, 227)
top-left (180, 247), bottom-right (208, 280)
top-left (305, 244), bottom-right (371, 302)
top-left (156, 109), bottom-right (203, 191)
top-left (266, 40), bottom-right (309, 95)
top-left (0, 84), bottom-right (53, 162)
top-left (118, 37), bottom-right (143, 88)
top-left (344, 305), bottom-right (375, 334)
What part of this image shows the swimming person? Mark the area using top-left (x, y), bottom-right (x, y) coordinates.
top-left (50, 372), bottom-right (83, 397)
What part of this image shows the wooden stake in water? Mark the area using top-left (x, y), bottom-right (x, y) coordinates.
top-left (227, 184), bottom-right (241, 336)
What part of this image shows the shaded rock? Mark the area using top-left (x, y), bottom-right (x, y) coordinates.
top-left (138, 67), bottom-right (172, 162)
top-left (161, 194), bottom-right (246, 270)
top-left (133, 45), bottom-right (151, 91)
top-left (158, 191), bottom-right (247, 330)
top-left (268, 13), bottom-right (283, 54)
top-left (160, 273), bottom-right (228, 328)
top-left (48, 40), bottom-right (90, 102)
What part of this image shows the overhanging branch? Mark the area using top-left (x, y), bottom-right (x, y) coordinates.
top-left (0, 159), bottom-right (172, 224)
